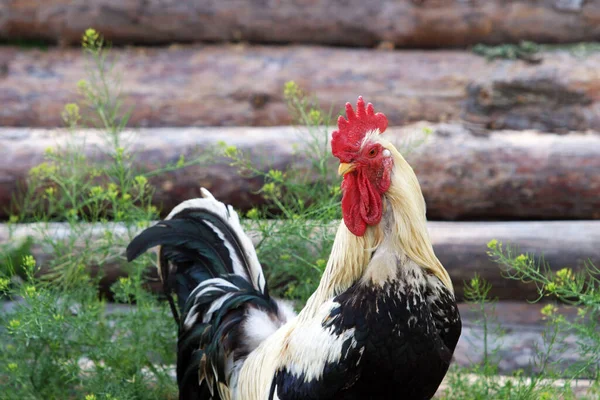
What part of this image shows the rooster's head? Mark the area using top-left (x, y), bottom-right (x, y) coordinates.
top-left (331, 96), bottom-right (393, 237)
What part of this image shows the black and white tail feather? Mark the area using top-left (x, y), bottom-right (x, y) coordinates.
top-left (126, 188), bottom-right (295, 400)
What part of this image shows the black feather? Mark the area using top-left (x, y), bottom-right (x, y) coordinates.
top-left (126, 205), bottom-right (280, 400)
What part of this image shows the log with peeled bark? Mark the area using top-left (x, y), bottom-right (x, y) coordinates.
top-left (2, 220), bottom-right (599, 301)
top-left (2, 45), bottom-right (600, 132)
top-left (1, 1), bottom-right (599, 48)
top-left (2, 124), bottom-right (600, 220)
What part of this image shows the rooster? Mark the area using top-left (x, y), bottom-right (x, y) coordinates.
top-left (127, 97), bottom-right (461, 400)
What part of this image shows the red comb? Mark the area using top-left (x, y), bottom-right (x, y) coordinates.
top-left (331, 96), bottom-right (388, 163)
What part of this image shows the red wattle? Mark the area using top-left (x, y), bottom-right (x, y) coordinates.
top-left (341, 172), bottom-right (383, 236)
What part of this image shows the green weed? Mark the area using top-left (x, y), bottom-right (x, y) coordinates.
top-left (0, 29), bottom-right (183, 398)
top-left (488, 240), bottom-right (600, 381)
top-left (3, 28), bottom-right (598, 400)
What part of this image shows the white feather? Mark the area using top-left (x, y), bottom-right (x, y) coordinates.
top-left (275, 299), bottom-right (297, 323)
top-left (281, 300), bottom-right (357, 381)
top-left (242, 308), bottom-right (283, 352)
top-left (190, 278), bottom-right (239, 299)
top-left (204, 220), bottom-right (249, 282)
top-left (166, 188), bottom-right (266, 293)
top-left (183, 303), bottom-right (199, 330)
top-left (202, 293), bottom-right (235, 323)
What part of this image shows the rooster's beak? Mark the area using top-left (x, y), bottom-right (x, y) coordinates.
top-left (338, 163), bottom-right (355, 176)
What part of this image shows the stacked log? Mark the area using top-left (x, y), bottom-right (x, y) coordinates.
top-left (3, 219), bottom-right (599, 301)
top-left (2, 125), bottom-right (600, 220)
top-left (2, 45), bottom-right (600, 132)
top-left (2, 0), bottom-right (600, 306)
top-left (1, 1), bottom-right (599, 48)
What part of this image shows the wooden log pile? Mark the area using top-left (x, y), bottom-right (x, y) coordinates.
top-left (3, 125), bottom-right (600, 221)
top-left (2, 45), bottom-right (600, 132)
top-left (2, 0), bottom-right (600, 305)
top-left (3, 220), bottom-right (600, 301)
top-left (1, 0), bottom-right (599, 48)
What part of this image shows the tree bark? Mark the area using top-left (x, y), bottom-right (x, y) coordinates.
top-left (1, 45), bottom-right (600, 132)
top-left (2, 124), bottom-right (600, 221)
top-left (3, 220), bottom-right (599, 301)
top-left (1, 1), bottom-right (599, 48)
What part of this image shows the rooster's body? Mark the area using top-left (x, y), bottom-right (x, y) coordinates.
top-left (127, 97), bottom-right (461, 400)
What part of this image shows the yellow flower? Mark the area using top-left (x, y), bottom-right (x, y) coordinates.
top-left (267, 169), bottom-right (283, 181)
top-left (61, 103), bottom-right (81, 125)
top-left (89, 185), bottom-right (104, 197)
top-left (246, 208), bottom-right (259, 219)
top-left (77, 79), bottom-right (88, 91)
top-left (82, 28), bottom-right (101, 49)
top-left (555, 268), bottom-right (573, 282)
top-left (44, 187), bottom-right (56, 197)
top-left (85, 394), bottom-right (97, 400)
top-left (106, 183), bottom-right (119, 200)
top-left (487, 239), bottom-right (499, 250)
top-left (308, 108), bottom-right (322, 125)
top-left (22, 255), bottom-right (36, 269)
top-left (24, 285), bottom-right (37, 298)
top-left (134, 175), bottom-right (148, 187)
top-left (283, 81), bottom-right (299, 98)
top-left (515, 254), bottom-right (529, 265)
top-left (0, 278), bottom-right (10, 291)
top-left (84, 28), bottom-right (99, 41)
top-left (8, 319), bottom-right (21, 330)
top-left (29, 162), bottom-right (57, 179)
top-left (541, 304), bottom-right (557, 317)
top-left (223, 145), bottom-right (238, 158)
top-left (7, 363), bottom-right (17, 372)
top-left (136, 220), bottom-right (148, 229)
top-left (261, 182), bottom-right (276, 195)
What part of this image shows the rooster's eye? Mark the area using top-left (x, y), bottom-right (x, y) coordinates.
top-left (368, 147), bottom-right (378, 158)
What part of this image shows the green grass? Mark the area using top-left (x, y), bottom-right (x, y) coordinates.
top-left (1, 29), bottom-right (599, 399)
top-left (472, 41), bottom-right (600, 62)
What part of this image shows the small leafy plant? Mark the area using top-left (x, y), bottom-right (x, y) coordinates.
top-left (439, 242), bottom-right (600, 399)
top-left (488, 240), bottom-right (600, 382)
top-left (0, 29), bottom-right (186, 399)
top-left (0, 255), bottom-right (177, 400)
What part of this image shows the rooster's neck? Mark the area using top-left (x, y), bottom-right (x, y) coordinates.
top-left (300, 202), bottom-right (391, 318)
top-left (302, 142), bottom-right (454, 318)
